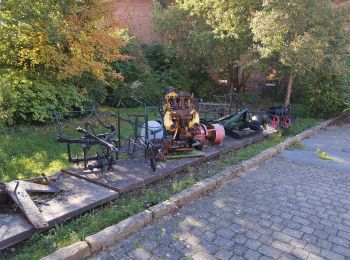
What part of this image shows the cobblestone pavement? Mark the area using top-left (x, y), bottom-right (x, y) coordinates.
top-left (90, 126), bottom-right (350, 260)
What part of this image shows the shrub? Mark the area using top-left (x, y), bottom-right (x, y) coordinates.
top-left (107, 43), bottom-right (213, 107)
top-left (303, 73), bottom-right (348, 118)
top-left (0, 70), bottom-right (84, 125)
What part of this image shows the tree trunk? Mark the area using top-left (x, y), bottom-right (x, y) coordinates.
top-left (284, 73), bottom-right (293, 107)
top-left (228, 64), bottom-right (235, 113)
top-left (234, 66), bottom-right (241, 92)
top-left (239, 71), bottom-right (250, 92)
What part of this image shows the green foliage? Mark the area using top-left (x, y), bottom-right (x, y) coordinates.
top-left (0, 70), bottom-right (84, 125)
top-left (154, 0), bottom-right (266, 95)
top-left (303, 73), bottom-right (348, 118)
top-left (74, 72), bottom-right (108, 105)
top-left (108, 43), bottom-right (212, 107)
top-left (0, 0), bottom-right (127, 125)
top-left (0, 0), bottom-right (126, 80)
top-left (171, 179), bottom-right (194, 193)
top-left (251, 0), bottom-right (334, 74)
top-left (251, 0), bottom-right (350, 106)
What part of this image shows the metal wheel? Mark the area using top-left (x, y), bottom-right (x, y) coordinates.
top-left (281, 116), bottom-right (292, 129)
top-left (271, 115), bottom-right (280, 129)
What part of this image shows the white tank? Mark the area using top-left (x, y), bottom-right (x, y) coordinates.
top-left (141, 121), bottom-right (164, 141)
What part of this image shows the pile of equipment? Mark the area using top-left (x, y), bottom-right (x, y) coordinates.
top-left (203, 108), bottom-right (266, 139)
top-left (267, 104), bottom-right (293, 129)
top-left (154, 87), bottom-right (225, 159)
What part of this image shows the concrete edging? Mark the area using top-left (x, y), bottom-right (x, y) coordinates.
top-left (41, 117), bottom-right (339, 260)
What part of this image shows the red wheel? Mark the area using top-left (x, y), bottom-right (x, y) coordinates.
top-left (271, 115), bottom-right (280, 129)
top-left (281, 116), bottom-right (292, 129)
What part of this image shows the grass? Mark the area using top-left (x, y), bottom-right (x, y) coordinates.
top-left (289, 140), bottom-right (307, 150)
top-left (0, 107), bottom-right (158, 182)
top-left (0, 115), bottom-right (323, 260)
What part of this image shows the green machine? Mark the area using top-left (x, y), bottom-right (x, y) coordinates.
top-left (207, 108), bottom-right (266, 139)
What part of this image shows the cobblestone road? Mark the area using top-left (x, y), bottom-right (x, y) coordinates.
top-left (91, 125), bottom-right (350, 260)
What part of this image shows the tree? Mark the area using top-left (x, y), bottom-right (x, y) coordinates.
top-left (0, 0), bottom-right (127, 80)
top-left (154, 0), bottom-right (261, 101)
top-left (154, 4), bottom-right (217, 95)
top-left (0, 0), bottom-right (128, 125)
top-left (250, 0), bottom-right (348, 106)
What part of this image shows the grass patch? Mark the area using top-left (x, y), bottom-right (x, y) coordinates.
top-left (0, 107), bottom-right (158, 182)
top-left (315, 148), bottom-right (332, 161)
top-left (289, 140), bottom-right (307, 150)
top-left (1, 115), bottom-right (322, 260)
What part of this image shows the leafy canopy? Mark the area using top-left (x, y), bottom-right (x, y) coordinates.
top-left (250, 0), bottom-right (344, 74)
top-left (0, 0), bottom-right (127, 80)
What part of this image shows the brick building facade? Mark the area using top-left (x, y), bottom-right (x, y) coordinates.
top-left (114, 0), bottom-right (157, 43)
top-left (114, 0), bottom-right (173, 43)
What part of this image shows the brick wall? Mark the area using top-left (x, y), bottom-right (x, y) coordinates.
top-left (113, 0), bottom-right (174, 43)
top-left (113, 0), bottom-right (158, 43)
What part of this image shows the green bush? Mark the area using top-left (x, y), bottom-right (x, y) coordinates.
top-left (74, 72), bottom-right (108, 105)
top-left (0, 70), bottom-right (84, 125)
top-left (303, 73), bottom-right (348, 118)
top-left (107, 43), bottom-right (213, 107)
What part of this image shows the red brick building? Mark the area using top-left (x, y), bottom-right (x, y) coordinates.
top-left (114, 0), bottom-right (173, 43)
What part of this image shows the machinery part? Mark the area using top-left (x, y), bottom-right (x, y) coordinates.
top-left (250, 115), bottom-right (265, 132)
top-left (207, 124), bottom-right (225, 144)
top-left (210, 108), bottom-right (264, 139)
top-left (141, 121), bottom-right (164, 142)
top-left (76, 126), bottom-right (118, 171)
top-left (160, 87), bottom-right (224, 154)
top-left (53, 109), bottom-right (119, 172)
top-left (281, 116), bottom-right (292, 129)
top-left (193, 124), bottom-right (207, 147)
top-left (267, 104), bottom-right (293, 129)
top-left (271, 115), bottom-right (280, 129)
top-left (4, 180), bottom-right (59, 229)
top-left (150, 157), bottom-right (156, 172)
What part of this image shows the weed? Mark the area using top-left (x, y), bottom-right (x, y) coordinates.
top-left (171, 179), bottom-right (194, 193)
top-left (315, 148), bottom-right (332, 161)
top-left (289, 141), bottom-right (306, 150)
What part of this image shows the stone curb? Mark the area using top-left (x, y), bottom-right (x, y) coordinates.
top-left (85, 210), bottom-right (152, 253)
top-left (41, 241), bottom-right (91, 260)
top-left (40, 116), bottom-right (342, 260)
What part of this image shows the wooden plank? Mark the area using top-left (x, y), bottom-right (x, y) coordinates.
top-left (5, 181), bottom-right (49, 229)
top-left (21, 182), bottom-right (59, 193)
top-left (0, 174), bottom-right (118, 250)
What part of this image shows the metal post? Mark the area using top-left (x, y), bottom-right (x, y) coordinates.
top-left (144, 114), bottom-right (149, 158)
top-left (145, 114), bottom-right (149, 142)
top-left (133, 116), bottom-right (138, 155)
top-left (117, 113), bottom-right (121, 148)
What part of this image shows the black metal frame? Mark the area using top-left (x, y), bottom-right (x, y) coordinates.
top-left (116, 105), bottom-right (163, 172)
top-left (53, 108), bottom-right (120, 172)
